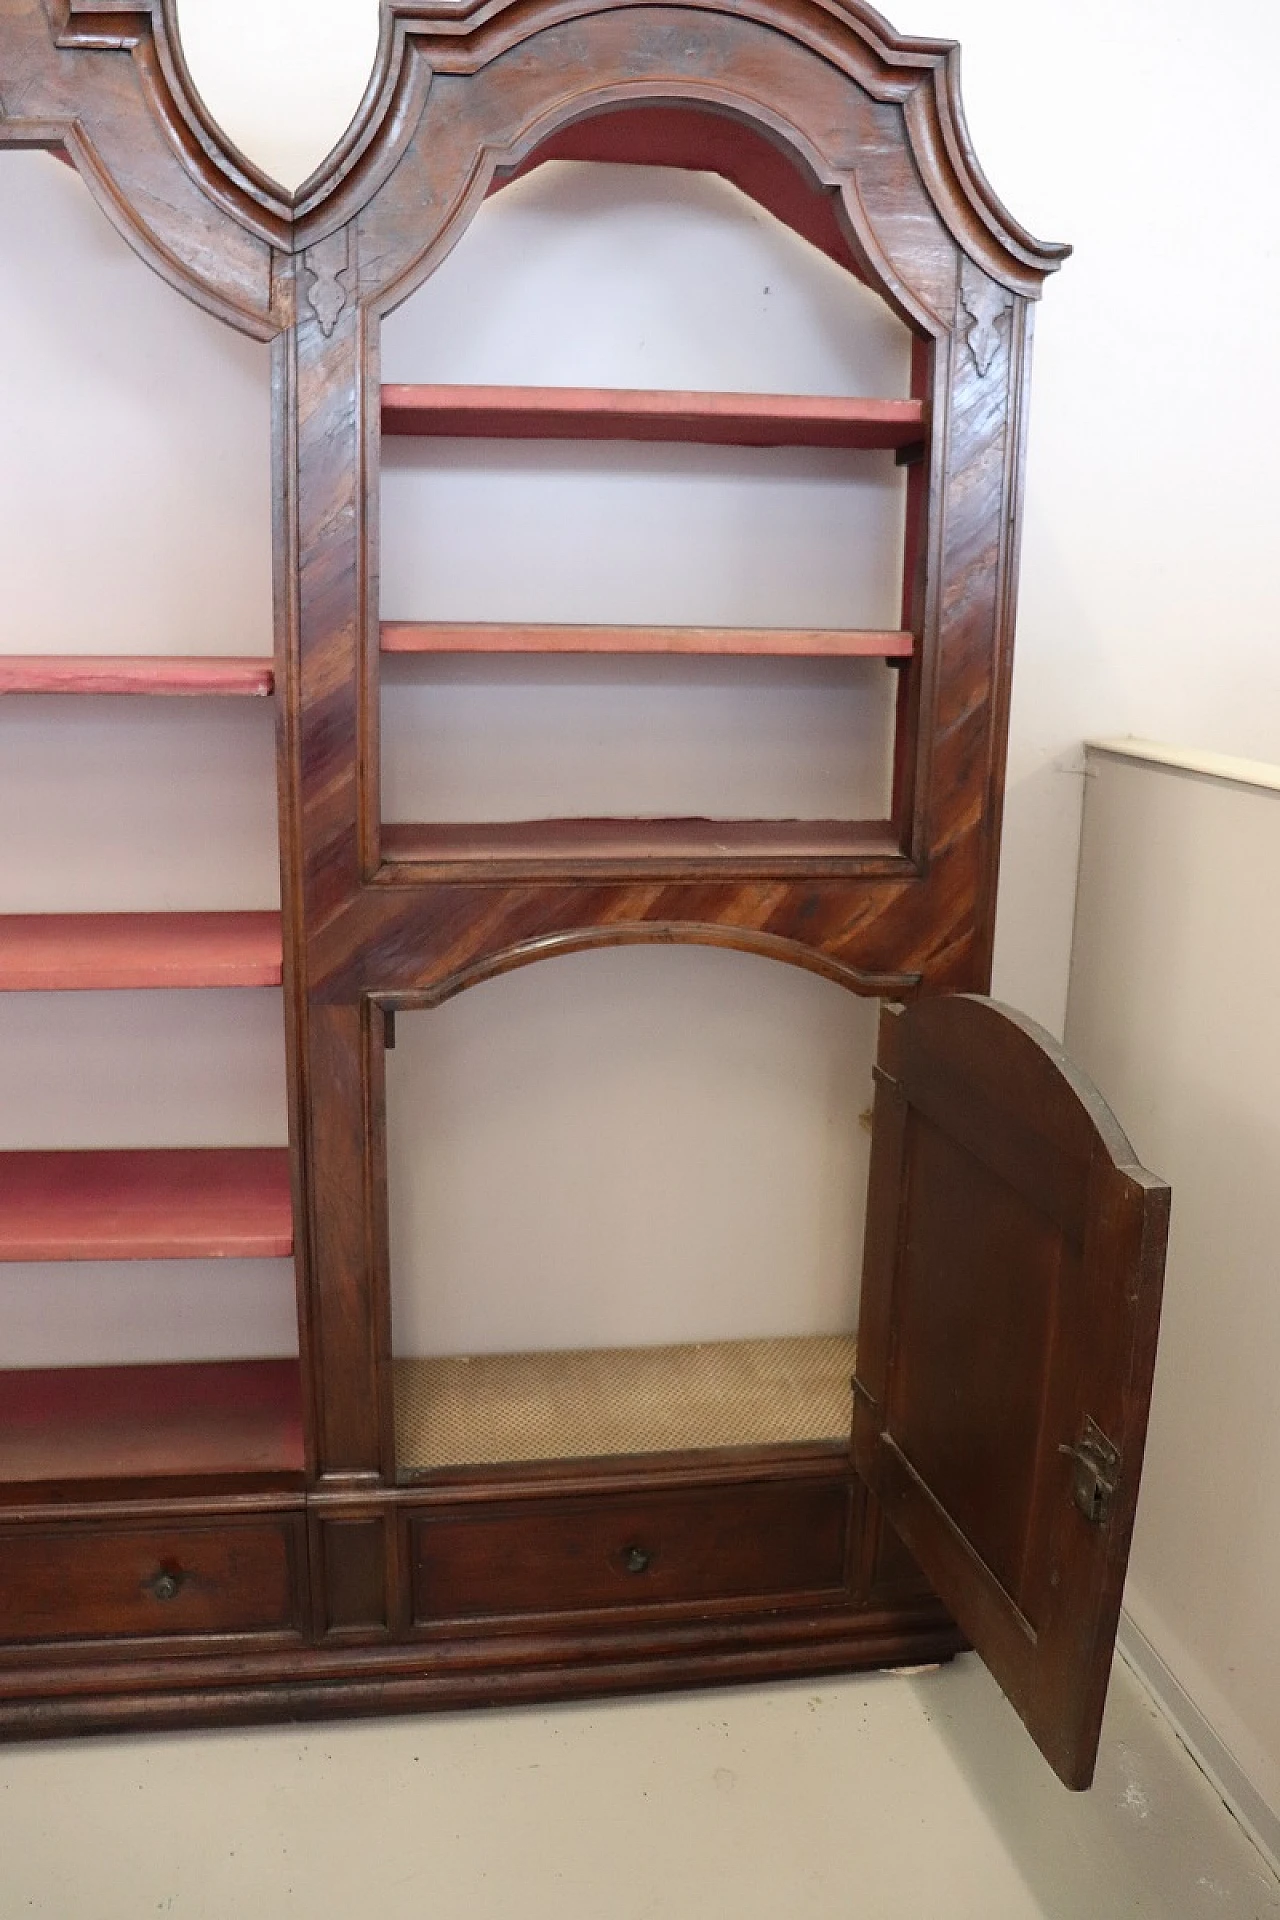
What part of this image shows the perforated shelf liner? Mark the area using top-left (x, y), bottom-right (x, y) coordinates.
top-left (394, 1332), bottom-right (857, 1470)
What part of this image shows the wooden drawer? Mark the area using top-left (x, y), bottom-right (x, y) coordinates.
top-left (412, 1477), bottom-right (850, 1624)
top-left (0, 1514), bottom-right (306, 1644)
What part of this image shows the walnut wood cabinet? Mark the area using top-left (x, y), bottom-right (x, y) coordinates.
top-left (0, 0), bottom-right (1168, 1788)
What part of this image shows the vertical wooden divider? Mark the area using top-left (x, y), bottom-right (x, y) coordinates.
top-left (284, 229), bottom-right (386, 1483)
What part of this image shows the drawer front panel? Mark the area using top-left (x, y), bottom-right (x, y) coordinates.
top-left (0, 1516), bottom-right (305, 1643)
top-left (413, 1478), bottom-right (850, 1623)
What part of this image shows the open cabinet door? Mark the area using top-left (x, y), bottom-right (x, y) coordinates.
top-left (853, 997), bottom-right (1169, 1788)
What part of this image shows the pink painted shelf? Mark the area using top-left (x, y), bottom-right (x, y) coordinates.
top-left (381, 622), bottom-right (914, 659)
top-left (0, 912), bottom-right (284, 991)
top-left (381, 384), bottom-right (925, 451)
top-left (0, 656), bottom-right (275, 696)
top-left (0, 1359), bottom-right (305, 1485)
top-left (0, 1147), bottom-right (293, 1262)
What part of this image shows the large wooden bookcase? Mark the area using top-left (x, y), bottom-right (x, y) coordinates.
top-left (0, 0), bottom-right (1168, 1788)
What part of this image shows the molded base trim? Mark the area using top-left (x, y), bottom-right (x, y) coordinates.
top-left (1117, 1610), bottom-right (1280, 1877)
top-left (0, 1606), bottom-right (963, 1742)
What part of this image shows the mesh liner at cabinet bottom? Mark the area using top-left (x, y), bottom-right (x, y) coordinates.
top-left (393, 1332), bottom-right (857, 1470)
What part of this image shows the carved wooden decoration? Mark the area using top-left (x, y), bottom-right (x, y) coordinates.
top-left (0, 1), bottom-right (1166, 1795)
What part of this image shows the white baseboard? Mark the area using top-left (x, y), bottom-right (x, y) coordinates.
top-left (1117, 1610), bottom-right (1280, 1878)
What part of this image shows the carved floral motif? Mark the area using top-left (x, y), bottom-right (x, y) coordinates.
top-left (959, 259), bottom-right (1011, 377)
top-left (306, 261), bottom-right (350, 337)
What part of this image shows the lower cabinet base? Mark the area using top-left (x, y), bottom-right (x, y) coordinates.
top-left (0, 1604), bottom-right (964, 1741)
top-left (0, 1450), bottom-right (964, 1740)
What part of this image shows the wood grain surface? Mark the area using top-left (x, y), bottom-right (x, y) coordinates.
top-left (380, 622), bottom-right (914, 658)
top-left (381, 383), bottom-right (926, 449)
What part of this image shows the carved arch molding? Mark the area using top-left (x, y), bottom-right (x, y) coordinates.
top-left (2, 0), bottom-right (1066, 1473)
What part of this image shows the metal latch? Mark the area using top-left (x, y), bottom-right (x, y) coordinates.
top-left (1059, 1416), bottom-right (1119, 1525)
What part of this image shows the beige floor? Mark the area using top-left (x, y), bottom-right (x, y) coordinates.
top-left (0, 1654), bottom-right (1275, 1919)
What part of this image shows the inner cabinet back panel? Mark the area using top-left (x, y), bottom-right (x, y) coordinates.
top-left (0, 153), bottom-right (273, 663)
top-left (385, 946), bottom-right (877, 1365)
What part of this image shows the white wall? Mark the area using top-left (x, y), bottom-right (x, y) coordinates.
top-left (0, 150), bottom-right (273, 659)
top-left (1066, 744), bottom-right (1280, 1858)
top-left (0, 147), bottom-right (292, 1364)
top-left (892, 1), bottom-right (1280, 1028)
top-left (388, 946), bottom-right (871, 1357)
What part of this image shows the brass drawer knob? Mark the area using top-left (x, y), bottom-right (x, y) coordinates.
top-left (622, 1545), bottom-right (652, 1575)
top-left (146, 1568), bottom-right (184, 1603)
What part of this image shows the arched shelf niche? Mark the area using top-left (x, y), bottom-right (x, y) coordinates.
top-left (376, 101), bottom-right (917, 843)
top-left (485, 102), bottom-right (880, 286)
top-left (382, 939), bottom-right (876, 1478)
top-left (277, 0), bottom-right (1073, 1495)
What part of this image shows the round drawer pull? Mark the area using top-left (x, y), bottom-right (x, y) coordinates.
top-left (146, 1568), bottom-right (184, 1603)
top-left (622, 1545), bottom-right (652, 1575)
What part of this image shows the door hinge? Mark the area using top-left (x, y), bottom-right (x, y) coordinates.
top-left (1059, 1416), bottom-right (1120, 1525)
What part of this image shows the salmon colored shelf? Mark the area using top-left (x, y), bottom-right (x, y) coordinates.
top-left (381, 384), bottom-right (925, 451)
top-left (0, 912), bottom-right (283, 991)
top-left (0, 1147), bottom-right (293, 1262)
top-left (383, 817), bottom-right (901, 867)
top-left (381, 622), bottom-right (914, 659)
top-left (0, 1359), bottom-right (305, 1486)
top-left (0, 656), bottom-right (275, 696)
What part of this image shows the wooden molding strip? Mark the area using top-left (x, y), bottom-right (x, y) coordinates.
top-left (0, 657), bottom-right (275, 696)
top-left (381, 385), bottom-right (925, 451)
top-left (383, 817), bottom-right (901, 866)
top-left (0, 1359), bottom-right (305, 1484)
top-left (0, 912), bottom-right (284, 992)
top-left (0, 1147), bottom-right (293, 1262)
top-left (381, 622), bottom-right (914, 659)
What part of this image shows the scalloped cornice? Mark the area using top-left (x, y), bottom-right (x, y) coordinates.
top-left (0, 0), bottom-right (281, 333)
top-left (289, 0), bottom-right (1068, 293)
top-left (5, 0), bottom-right (1068, 306)
top-left (53, 0), bottom-right (293, 243)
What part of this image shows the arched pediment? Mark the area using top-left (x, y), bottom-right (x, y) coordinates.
top-left (289, 0), bottom-right (1067, 309)
top-left (3, 0), bottom-right (1067, 330)
top-left (1, 0), bottom-right (284, 334)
